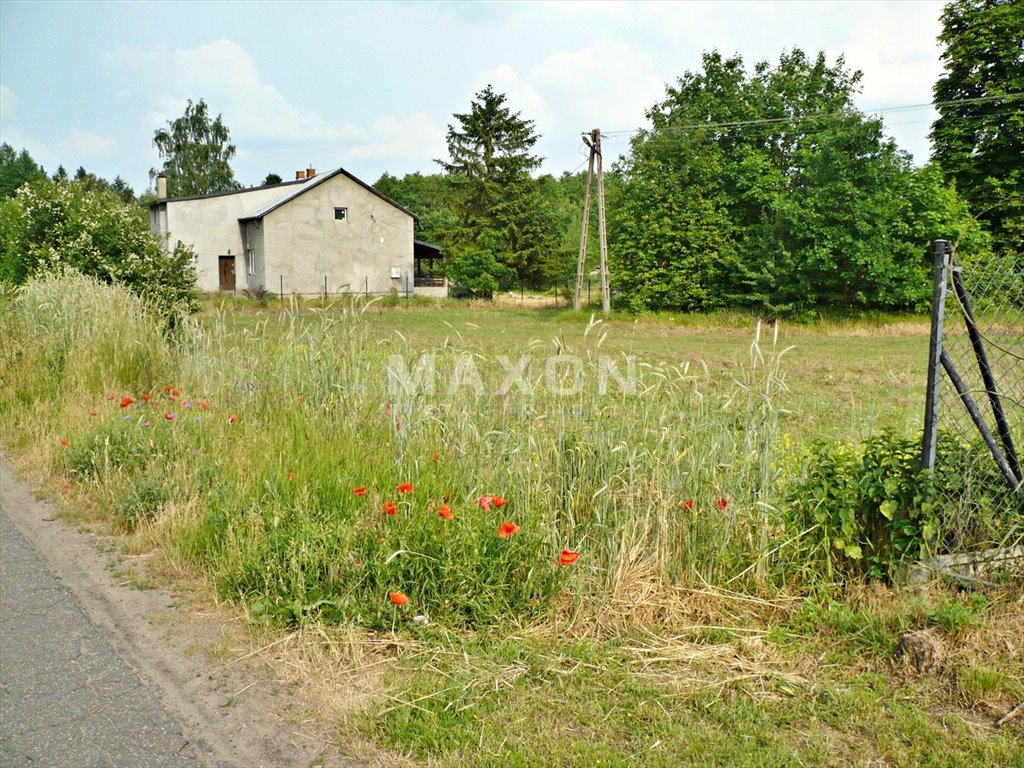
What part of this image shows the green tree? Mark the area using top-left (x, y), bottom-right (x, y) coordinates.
top-left (373, 171), bottom-right (455, 247)
top-left (613, 49), bottom-right (987, 315)
top-left (0, 177), bottom-right (198, 322)
top-left (262, 173), bottom-right (283, 186)
top-left (437, 85), bottom-right (558, 290)
top-left (931, 0), bottom-right (1024, 254)
top-left (0, 144), bottom-right (45, 199)
top-left (151, 98), bottom-right (240, 197)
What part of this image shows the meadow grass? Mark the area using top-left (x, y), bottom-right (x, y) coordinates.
top-left (1, 276), bottom-right (1021, 766)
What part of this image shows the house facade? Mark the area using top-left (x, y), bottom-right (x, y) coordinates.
top-left (150, 167), bottom-right (443, 297)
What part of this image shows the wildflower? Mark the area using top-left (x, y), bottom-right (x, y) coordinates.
top-left (498, 521), bottom-right (520, 539)
top-left (681, 499), bottom-right (694, 510)
top-left (389, 591), bottom-right (409, 607)
top-left (119, 395), bottom-right (135, 409)
top-left (197, 400), bottom-right (210, 411)
top-left (142, 420), bottom-right (151, 428)
top-left (59, 437), bottom-right (69, 447)
top-left (559, 549), bottom-right (580, 566)
top-left (492, 496), bottom-right (507, 509)
top-left (478, 495), bottom-right (493, 511)
top-left (353, 486), bottom-right (367, 496)
top-left (228, 414), bottom-right (238, 425)
top-left (297, 395), bottom-right (305, 403)
top-left (183, 401), bottom-right (193, 409)
top-left (385, 401), bottom-right (392, 416)
top-left (107, 393), bottom-right (116, 401)
top-left (397, 482), bottom-right (413, 494)
top-left (716, 498), bottom-right (728, 511)
top-left (89, 409), bottom-right (98, 417)
top-left (413, 614), bottom-right (429, 626)
top-left (286, 471), bottom-right (294, 480)
top-left (164, 411), bottom-right (175, 421)
top-left (382, 500), bottom-right (397, 516)
top-left (142, 393), bottom-right (152, 402)
top-left (169, 389), bottom-right (180, 401)
top-left (432, 451), bottom-right (441, 462)
top-left (169, 594), bottom-right (177, 599)
top-left (194, 416), bottom-right (201, 422)
top-left (197, 607), bottom-right (206, 613)
top-left (163, 384), bottom-right (173, 393)
top-left (438, 504), bottom-right (453, 520)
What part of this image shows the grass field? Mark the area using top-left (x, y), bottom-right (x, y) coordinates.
top-left (1, 278), bottom-right (1021, 766)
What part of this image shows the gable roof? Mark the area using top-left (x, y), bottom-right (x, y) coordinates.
top-left (238, 167), bottom-right (416, 223)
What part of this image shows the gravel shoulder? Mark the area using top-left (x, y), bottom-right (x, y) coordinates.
top-left (0, 458), bottom-right (360, 768)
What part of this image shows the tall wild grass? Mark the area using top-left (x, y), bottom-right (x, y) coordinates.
top-left (2, 273), bottom-right (797, 629)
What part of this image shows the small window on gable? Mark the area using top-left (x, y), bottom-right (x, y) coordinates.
top-left (334, 207), bottom-right (348, 221)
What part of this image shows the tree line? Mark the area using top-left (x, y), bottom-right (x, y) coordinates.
top-left (1, 0), bottom-right (1019, 318)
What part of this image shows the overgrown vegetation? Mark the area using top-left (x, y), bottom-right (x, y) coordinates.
top-left (1, 276), bottom-right (1021, 764)
top-left (0, 177), bottom-right (198, 322)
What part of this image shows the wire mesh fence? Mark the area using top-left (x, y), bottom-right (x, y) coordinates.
top-left (924, 241), bottom-right (1024, 534)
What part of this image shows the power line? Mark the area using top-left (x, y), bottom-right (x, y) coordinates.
top-left (599, 92), bottom-right (1024, 138)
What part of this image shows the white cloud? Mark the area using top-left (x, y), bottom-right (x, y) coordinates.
top-left (348, 112), bottom-right (446, 162)
top-left (59, 129), bottom-right (118, 160)
top-left (102, 39), bottom-right (359, 147)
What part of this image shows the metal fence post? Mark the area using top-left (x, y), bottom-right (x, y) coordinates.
top-left (922, 240), bottom-right (952, 470)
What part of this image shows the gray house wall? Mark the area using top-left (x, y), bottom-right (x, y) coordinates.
top-left (151, 171), bottom-right (414, 295)
top-left (258, 174), bottom-right (414, 296)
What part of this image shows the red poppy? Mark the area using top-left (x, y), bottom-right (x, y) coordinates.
top-left (478, 495), bottom-right (493, 511)
top-left (389, 591), bottom-right (409, 606)
top-left (681, 499), bottom-right (694, 510)
top-left (59, 437), bottom-right (69, 447)
top-left (197, 400), bottom-right (210, 411)
top-left (286, 471), bottom-right (295, 480)
top-left (297, 395), bottom-right (305, 403)
top-left (89, 409), bottom-right (98, 417)
top-left (119, 395), bottom-right (135, 409)
top-left (142, 393), bottom-right (152, 402)
top-left (353, 486), bottom-right (368, 496)
top-left (716, 498), bottom-right (728, 511)
top-left (164, 385), bottom-right (173, 392)
top-left (498, 521), bottom-right (520, 539)
top-left (169, 389), bottom-right (180, 400)
top-left (559, 549), bottom-right (579, 566)
top-left (492, 496), bottom-right (507, 509)
top-left (228, 413), bottom-right (238, 425)
top-left (164, 411), bottom-right (175, 421)
top-left (107, 393), bottom-right (116, 401)
top-left (438, 504), bottom-right (453, 520)
top-left (432, 451), bottom-right (441, 462)
top-left (396, 482), bottom-right (414, 494)
top-left (382, 500), bottom-right (397, 516)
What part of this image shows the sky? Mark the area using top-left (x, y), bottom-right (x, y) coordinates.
top-left (0, 0), bottom-right (946, 195)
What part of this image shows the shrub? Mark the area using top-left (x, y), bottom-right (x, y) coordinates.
top-left (787, 431), bottom-right (942, 581)
top-left (0, 176), bottom-right (198, 323)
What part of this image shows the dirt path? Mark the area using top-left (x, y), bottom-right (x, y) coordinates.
top-left (0, 459), bottom-right (361, 768)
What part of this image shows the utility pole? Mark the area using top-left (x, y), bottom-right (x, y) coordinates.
top-left (574, 129), bottom-right (611, 317)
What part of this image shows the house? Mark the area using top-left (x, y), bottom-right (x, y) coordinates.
top-left (149, 166), bottom-right (446, 298)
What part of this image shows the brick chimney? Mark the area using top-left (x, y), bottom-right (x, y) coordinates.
top-left (157, 173), bottom-right (167, 199)
top-left (306, 166), bottom-right (316, 179)
top-left (295, 170), bottom-right (306, 180)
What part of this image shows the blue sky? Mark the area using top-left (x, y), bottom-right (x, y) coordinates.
top-left (0, 0), bottom-right (944, 195)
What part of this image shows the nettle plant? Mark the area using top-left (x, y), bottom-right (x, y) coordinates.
top-left (788, 431), bottom-right (941, 581)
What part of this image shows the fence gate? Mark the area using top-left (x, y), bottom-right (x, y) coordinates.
top-left (922, 240), bottom-right (1024, 522)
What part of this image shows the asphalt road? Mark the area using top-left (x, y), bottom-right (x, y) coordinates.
top-left (0, 485), bottom-right (205, 767)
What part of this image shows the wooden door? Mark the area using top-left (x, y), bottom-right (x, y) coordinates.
top-left (218, 255), bottom-right (235, 291)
